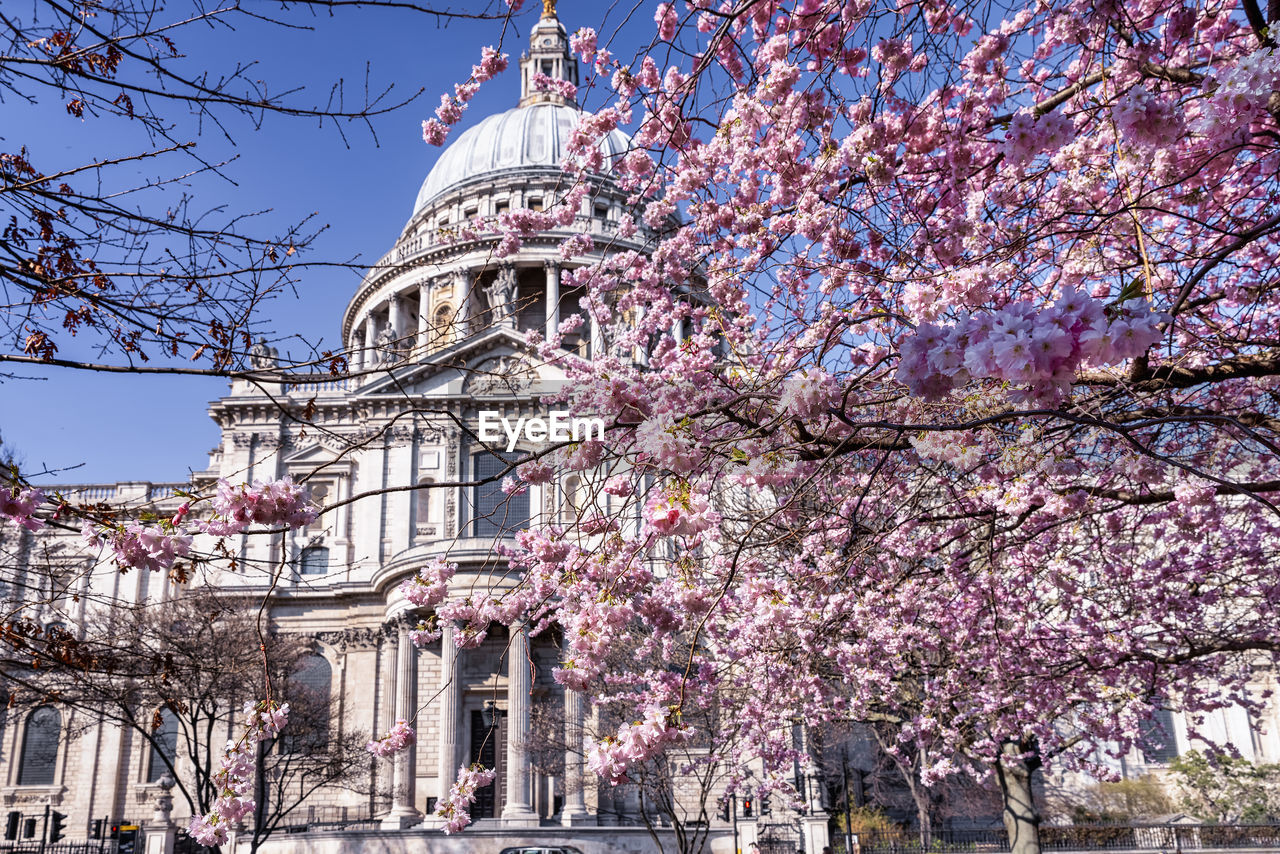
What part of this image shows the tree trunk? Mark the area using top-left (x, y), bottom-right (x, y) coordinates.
top-left (995, 742), bottom-right (1041, 854)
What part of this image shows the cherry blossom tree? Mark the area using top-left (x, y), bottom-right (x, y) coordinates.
top-left (395, 1), bottom-right (1280, 853)
top-left (6, 1), bottom-right (1280, 852)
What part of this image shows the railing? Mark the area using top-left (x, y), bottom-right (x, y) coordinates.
top-left (61, 485), bottom-right (117, 501)
top-left (366, 213), bottom-right (653, 276)
top-left (0, 843), bottom-right (114, 854)
top-left (832, 825), bottom-right (1280, 854)
top-left (274, 805), bottom-right (377, 834)
top-left (57, 483), bottom-right (186, 503)
top-left (282, 375), bottom-right (350, 394)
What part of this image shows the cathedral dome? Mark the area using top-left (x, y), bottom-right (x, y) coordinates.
top-left (410, 102), bottom-right (631, 214)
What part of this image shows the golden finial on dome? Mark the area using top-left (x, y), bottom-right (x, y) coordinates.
top-left (542, 0), bottom-right (556, 18)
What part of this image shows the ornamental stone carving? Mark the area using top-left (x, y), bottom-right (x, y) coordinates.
top-left (461, 355), bottom-right (535, 397)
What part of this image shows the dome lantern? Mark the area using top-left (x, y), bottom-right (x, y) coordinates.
top-left (518, 0), bottom-right (577, 108)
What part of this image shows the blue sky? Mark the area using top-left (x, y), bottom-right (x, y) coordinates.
top-left (1, 0), bottom-right (640, 484)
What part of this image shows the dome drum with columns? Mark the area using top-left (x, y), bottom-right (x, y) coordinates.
top-left (0, 6), bottom-right (746, 854)
top-left (343, 6), bottom-right (641, 377)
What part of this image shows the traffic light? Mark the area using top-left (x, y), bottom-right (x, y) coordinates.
top-left (4, 812), bottom-right (18, 841)
top-left (719, 800), bottom-right (731, 822)
top-left (49, 810), bottom-right (67, 843)
top-left (742, 796), bottom-right (753, 818)
top-left (760, 794), bottom-right (771, 816)
top-left (92, 818), bottom-right (104, 839)
top-left (110, 824), bottom-right (120, 840)
top-left (118, 824), bottom-right (140, 854)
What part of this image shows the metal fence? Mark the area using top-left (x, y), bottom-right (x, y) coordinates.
top-left (0, 843), bottom-right (114, 854)
top-left (273, 805), bottom-right (377, 835)
top-left (831, 824), bottom-right (1280, 854)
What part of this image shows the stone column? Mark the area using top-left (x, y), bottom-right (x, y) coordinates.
top-left (383, 619), bottom-right (422, 828)
top-left (559, 687), bottom-right (592, 825)
top-left (418, 281), bottom-right (431, 352)
top-left (501, 623), bottom-right (539, 825)
top-left (437, 628), bottom-right (460, 803)
top-left (635, 303), bottom-right (647, 366)
top-left (389, 294), bottom-right (402, 339)
top-left (388, 294), bottom-right (403, 361)
top-left (589, 314), bottom-right (604, 360)
top-left (363, 317), bottom-right (376, 372)
top-left (544, 260), bottom-right (560, 341)
top-left (455, 268), bottom-right (472, 336)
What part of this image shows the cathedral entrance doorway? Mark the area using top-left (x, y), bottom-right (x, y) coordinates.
top-left (470, 705), bottom-right (509, 818)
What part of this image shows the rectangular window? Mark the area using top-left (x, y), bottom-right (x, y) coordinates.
top-left (299, 546), bottom-right (330, 576)
top-left (471, 452), bottom-right (530, 538)
top-left (147, 712), bottom-right (178, 783)
top-left (1139, 708), bottom-right (1179, 763)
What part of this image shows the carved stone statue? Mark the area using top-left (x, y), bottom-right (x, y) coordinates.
top-left (376, 323), bottom-right (400, 365)
top-left (248, 337), bottom-right (278, 370)
top-left (484, 265), bottom-right (519, 327)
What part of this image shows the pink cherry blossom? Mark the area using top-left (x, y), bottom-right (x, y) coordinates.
top-left (0, 485), bottom-right (44, 531)
top-left (366, 718), bottom-right (416, 757)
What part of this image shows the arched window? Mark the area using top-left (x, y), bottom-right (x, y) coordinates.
top-left (18, 706), bottom-right (60, 786)
top-left (284, 655), bottom-right (331, 752)
top-left (299, 546), bottom-right (329, 576)
top-left (562, 475), bottom-right (583, 522)
top-left (147, 710), bottom-right (178, 783)
top-left (471, 451), bottom-right (529, 538)
top-left (433, 304), bottom-right (454, 347)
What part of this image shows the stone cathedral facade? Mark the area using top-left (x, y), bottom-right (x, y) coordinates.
top-left (0, 7), bottom-right (709, 852)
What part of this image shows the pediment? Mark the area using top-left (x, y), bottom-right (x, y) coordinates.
top-left (281, 438), bottom-right (345, 465)
top-left (352, 326), bottom-right (566, 399)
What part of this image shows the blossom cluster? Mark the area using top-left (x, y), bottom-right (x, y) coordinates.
top-left (399, 558), bottom-right (457, 610)
top-left (409, 620), bottom-right (442, 647)
top-left (83, 521), bottom-right (193, 574)
top-left (896, 290), bottom-right (1167, 403)
top-left (1195, 47), bottom-right (1280, 138)
top-left (0, 486), bottom-right (44, 531)
top-left (188, 701), bottom-right (289, 846)
top-left (634, 413), bottom-right (697, 473)
top-left (1111, 86), bottom-right (1183, 149)
top-left (422, 46), bottom-right (509, 146)
top-left (644, 490), bottom-right (719, 538)
top-left (365, 718), bottom-right (416, 757)
top-left (435, 764), bottom-right (497, 833)
top-left (778, 368), bottom-right (838, 420)
top-left (199, 477), bottom-right (317, 535)
top-left (531, 70), bottom-right (577, 100)
top-left (586, 706), bottom-right (684, 785)
top-left (1000, 110), bottom-right (1072, 167)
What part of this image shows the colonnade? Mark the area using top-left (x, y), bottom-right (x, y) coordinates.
top-left (379, 614), bottom-right (590, 828)
top-left (350, 262), bottom-right (574, 372)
